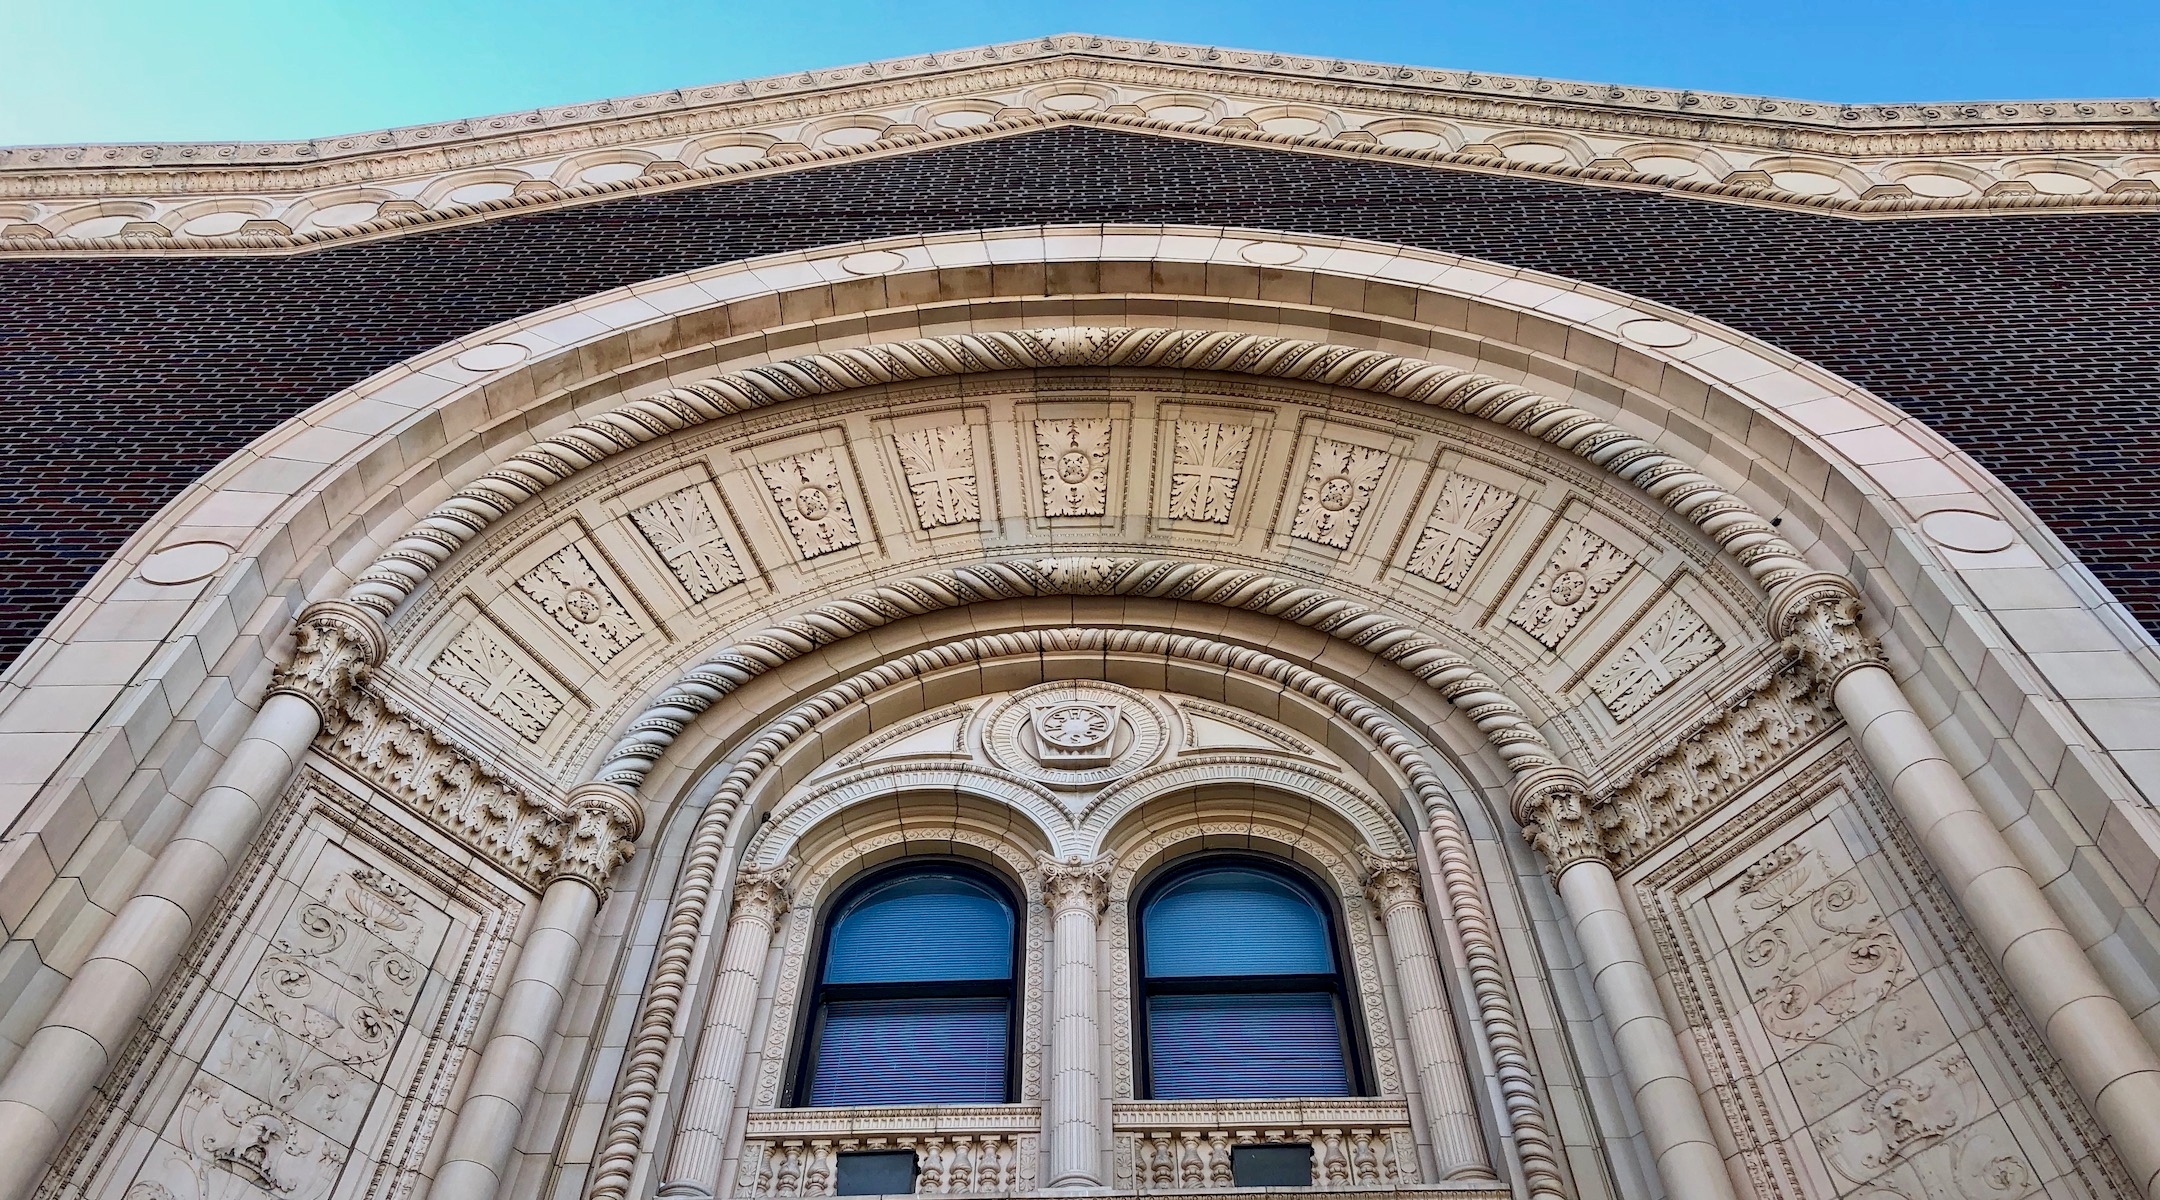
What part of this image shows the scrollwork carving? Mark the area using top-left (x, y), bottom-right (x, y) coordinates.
top-left (1290, 437), bottom-right (1387, 548)
top-left (1166, 421), bottom-right (1252, 523)
top-left (517, 542), bottom-right (646, 663)
top-left (348, 328), bottom-right (1816, 624)
top-left (893, 425), bottom-right (982, 529)
top-left (1035, 418), bottom-right (1112, 517)
top-left (1510, 524), bottom-right (1631, 648)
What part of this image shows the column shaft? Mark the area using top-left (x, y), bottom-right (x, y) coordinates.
top-left (661, 866), bottom-right (792, 1197)
top-left (433, 878), bottom-right (601, 1200)
top-left (1556, 860), bottom-right (1738, 1200)
top-left (1835, 662), bottom-right (2160, 1199)
top-left (1038, 856), bottom-right (1110, 1189)
top-left (1363, 852), bottom-right (1491, 1179)
top-left (0, 689), bottom-right (323, 1200)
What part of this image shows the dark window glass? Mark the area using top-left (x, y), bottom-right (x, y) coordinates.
top-left (1136, 859), bottom-right (1359, 1099)
top-left (1142, 868), bottom-right (1334, 977)
top-left (797, 866), bottom-right (1018, 1106)
top-left (835, 1151), bottom-right (918, 1195)
top-left (1232, 1144), bottom-right (1315, 1188)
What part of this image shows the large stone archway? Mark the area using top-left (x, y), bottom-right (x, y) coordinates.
top-left (2, 227), bottom-right (2157, 1200)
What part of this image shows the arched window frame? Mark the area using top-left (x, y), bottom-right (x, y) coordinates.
top-left (789, 857), bottom-right (1025, 1108)
top-left (1129, 852), bottom-right (1371, 1100)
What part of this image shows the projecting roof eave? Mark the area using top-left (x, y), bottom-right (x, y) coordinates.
top-left (4, 33), bottom-right (2159, 256)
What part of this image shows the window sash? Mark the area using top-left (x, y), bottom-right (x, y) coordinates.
top-left (792, 861), bottom-right (1023, 1107)
top-left (1133, 858), bottom-right (1366, 1100)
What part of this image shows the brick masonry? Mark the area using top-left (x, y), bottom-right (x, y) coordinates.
top-left (1, 126), bottom-right (2156, 669)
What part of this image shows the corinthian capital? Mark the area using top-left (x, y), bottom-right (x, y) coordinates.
top-left (1509, 766), bottom-right (1609, 874)
top-left (1037, 853), bottom-right (1115, 915)
top-left (1769, 572), bottom-right (1886, 692)
top-left (547, 783), bottom-right (644, 897)
top-left (268, 599), bottom-right (388, 728)
top-left (731, 858), bottom-right (798, 923)
top-left (1359, 849), bottom-right (1424, 915)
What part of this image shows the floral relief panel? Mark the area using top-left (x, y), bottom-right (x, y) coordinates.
top-left (53, 772), bottom-right (517, 1200)
top-left (1636, 753), bottom-right (2130, 1200)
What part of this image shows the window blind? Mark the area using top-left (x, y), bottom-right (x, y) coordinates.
top-left (1142, 868), bottom-right (1333, 977)
top-left (1146, 992), bottom-right (1352, 1098)
top-left (824, 872), bottom-right (1015, 984)
top-left (808, 996), bottom-right (1011, 1106)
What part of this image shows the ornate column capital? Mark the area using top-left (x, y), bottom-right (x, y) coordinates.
top-left (1769, 571), bottom-right (1886, 692)
top-left (1509, 765), bottom-right (1609, 874)
top-left (268, 599), bottom-right (389, 729)
top-left (1359, 848), bottom-right (1425, 915)
top-left (731, 858), bottom-right (797, 923)
top-left (546, 782), bottom-right (643, 897)
top-left (1036, 853), bottom-right (1115, 916)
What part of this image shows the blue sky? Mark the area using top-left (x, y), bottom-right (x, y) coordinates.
top-left (3, 0), bottom-right (2154, 146)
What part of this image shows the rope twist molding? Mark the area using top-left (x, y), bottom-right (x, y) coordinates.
top-left (582, 626), bottom-right (1569, 1200)
top-left (343, 326), bottom-right (1813, 617)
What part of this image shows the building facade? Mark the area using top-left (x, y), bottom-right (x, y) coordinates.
top-left (3, 35), bottom-right (2160, 1200)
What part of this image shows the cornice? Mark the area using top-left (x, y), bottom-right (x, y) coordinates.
top-left (9, 33), bottom-right (2155, 173)
top-left (4, 35), bottom-right (2159, 257)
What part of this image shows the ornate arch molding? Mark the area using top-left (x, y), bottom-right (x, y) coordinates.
top-left (1078, 757), bottom-right (1410, 856)
top-left (742, 762), bottom-right (1073, 863)
top-left (582, 625), bottom-right (1570, 1200)
top-left (346, 325), bottom-right (1811, 619)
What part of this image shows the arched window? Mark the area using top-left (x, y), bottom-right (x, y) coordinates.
top-left (1135, 858), bottom-right (1362, 1099)
top-left (795, 862), bottom-right (1019, 1107)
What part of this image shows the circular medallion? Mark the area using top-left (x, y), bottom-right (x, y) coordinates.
top-left (839, 249), bottom-right (908, 275)
top-left (562, 588), bottom-right (602, 623)
top-left (795, 485), bottom-right (832, 520)
top-left (1617, 318), bottom-right (1694, 348)
top-left (1920, 508), bottom-right (2016, 554)
top-left (983, 680), bottom-right (1165, 788)
top-left (453, 340), bottom-right (531, 372)
top-left (1058, 450), bottom-right (1092, 484)
top-left (139, 540), bottom-right (234, 585)
top-left (1547, 569), bottom-right (1589, 605)
top-left (1238, 241), bottom-right (1305, 266)
top-left (1317, 475), bottom-right (1355, 511)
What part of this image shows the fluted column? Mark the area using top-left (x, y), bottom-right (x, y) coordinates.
top-left (433, 784), bottom-right (640, 1200)
top-left (1775, 573), bottom-right (2160, 1200)
top-left (1513, 769), bottom-right (1739, 1200)
top-left (1360, 850), bottom-right (1492, 1181)
top-left (658, 860), bottom-right (797, 1199)
top-left (1038, 854), bottom-right (1112, 1189)
top-left (0, 600), bottom-right (385, 1200)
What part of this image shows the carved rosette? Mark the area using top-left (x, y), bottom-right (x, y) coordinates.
top-left (1770, 572), bottom-right (1886, 693)
top-left (731, 858), bottom-right (797, 924)
top-left (1509, 766), bottom-right (1608, 873)
top-left (267, 599), bottom-right (388, 729)
top-left (1037, 853), bottom-right (1115, 916)
top-left (1359, 849), bottom-right (1424, 916)
top-left (546, 783), bottom-right (644, 896)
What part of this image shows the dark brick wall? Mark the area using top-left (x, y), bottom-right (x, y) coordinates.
top-left (3, 126), bottom-right (2157, 670)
